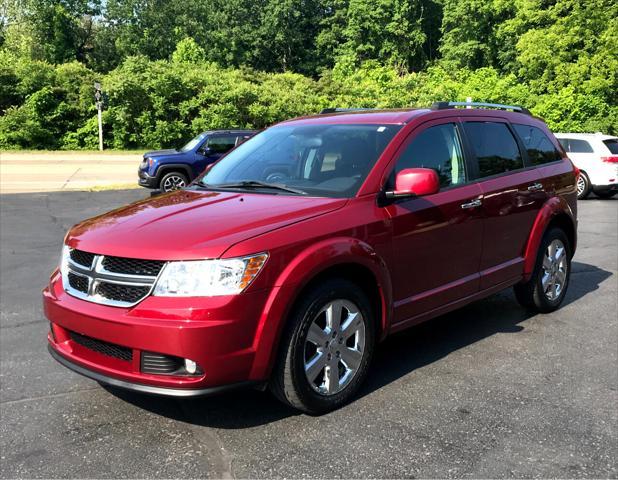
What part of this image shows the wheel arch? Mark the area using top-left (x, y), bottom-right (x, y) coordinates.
top-left (248, 238), bottom-right (392, 381)
top-left (155, 164), bottom-right (193, 183)
top-left (523, 197), bottom-right (577, 281)
top-left (289, 262), bottom-right (386, 340)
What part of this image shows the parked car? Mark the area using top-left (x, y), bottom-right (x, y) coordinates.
top-left (138, 130), bottom-right (257, 192)
top-left (554, 133), bottom-right (618, 199)
top-left (45, 102), bottom-right (578, 414)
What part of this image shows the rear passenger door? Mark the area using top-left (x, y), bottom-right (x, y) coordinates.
top-left (461, 118), bottom-right (546, 289)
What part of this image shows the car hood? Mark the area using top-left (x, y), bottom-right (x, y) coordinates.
top-left (144, 149), bottom-right (181, 158)
top-left (66, 190), bottom-right (347, 260)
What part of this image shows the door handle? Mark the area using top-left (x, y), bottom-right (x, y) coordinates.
top-left (527, 182), bottom-right (544, 192)
top-left (460, 198), bottom-right (482, 209)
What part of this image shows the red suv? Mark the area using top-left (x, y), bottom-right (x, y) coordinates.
top-left (45, 102), bottom-right (577, 414)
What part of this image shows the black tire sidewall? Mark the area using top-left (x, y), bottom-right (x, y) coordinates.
top-left (286, 279), bottom-right (375, 413)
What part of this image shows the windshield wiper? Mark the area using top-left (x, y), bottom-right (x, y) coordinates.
top-left (208, 180), bottom-right (306, 195)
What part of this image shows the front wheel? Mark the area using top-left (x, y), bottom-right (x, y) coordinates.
top-left (270, 278), bottom-right (375, 414)
top-left (514, 227), bottom-right (571, 313)
top-left (159, 171), bottom-right (189, 192)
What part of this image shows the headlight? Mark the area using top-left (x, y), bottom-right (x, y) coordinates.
top-left (152, 253), bottom-right (268, 297)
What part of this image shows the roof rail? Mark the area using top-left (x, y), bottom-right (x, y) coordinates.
top-left (319, 107), bottom-right (376, 114)
top-left (431, 101), bottom-right (531, 115)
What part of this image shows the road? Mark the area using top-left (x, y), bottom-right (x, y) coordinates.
top-left (0, 152), bottom-right (141, 194)
top-left (0, 190), bottom-right (616, 478)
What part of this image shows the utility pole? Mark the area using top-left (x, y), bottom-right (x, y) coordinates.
top-left (94, 82), bottom-right (104, 151)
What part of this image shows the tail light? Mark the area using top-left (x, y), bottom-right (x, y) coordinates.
top-left (573, 165), bottom-right (580, 178)
top-left (601, 156), bottom-right (618, 163)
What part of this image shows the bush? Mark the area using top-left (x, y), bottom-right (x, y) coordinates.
top-left (0, 55), bottom-right (615, 150)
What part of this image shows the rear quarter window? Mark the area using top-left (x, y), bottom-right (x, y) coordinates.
top-left (603, 139), bottom-right (618, 154)
top-left (512, 124), bottom-right (562, 165)
top-left (566, 138), bottom-right (594, 153)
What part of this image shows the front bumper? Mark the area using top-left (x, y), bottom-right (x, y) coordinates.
top-left (137, 168), bottom-right (158, 188)
top-left (48, 345), bottom-right (260, 397)
top-left (44, 269), bottom-right (276, 394)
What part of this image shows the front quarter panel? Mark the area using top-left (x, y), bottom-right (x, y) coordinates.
top-left (223, 196), bottom-right (394, 380)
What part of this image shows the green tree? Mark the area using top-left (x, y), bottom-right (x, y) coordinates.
top-left (439, 0), bottom-right (513, 70)
top-left (171, 38), bottom-right (206, 64)
top-left (337, 0), bottom-right (431, 72)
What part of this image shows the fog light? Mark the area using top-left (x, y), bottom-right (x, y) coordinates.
top-left (184, 359), bottom-right (197, 374)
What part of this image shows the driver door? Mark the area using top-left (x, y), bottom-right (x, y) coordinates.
top-left (385, 120), bottom-right (484, 325)
top-left (195, 135), bottom-right (238, 173)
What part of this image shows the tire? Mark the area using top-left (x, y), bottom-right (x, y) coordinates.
top-left (270, 278), bottom-right (375, 415)
top-left (159, 171), bottom-right (189, 192)
top-left (576, 171), bottom-right (591, 200)
top-left (514, 227), bottom-right (571, 313)
top-left (595, 191), bottom-right (617, 199)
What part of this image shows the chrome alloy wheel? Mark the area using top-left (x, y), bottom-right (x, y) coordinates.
top-left (304, 299), bottom-right (366, 395)
top-left (576, 175), bottom-right (586, 196)
top-left (162, 175), bottom-right (186, 192)
top-left (542, 239), bottom-right (568, 301)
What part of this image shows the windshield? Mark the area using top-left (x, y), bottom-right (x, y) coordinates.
top-left (199, 124), bottom-right (401, 198)
top-left (181, 133), bottom-right (207, 152)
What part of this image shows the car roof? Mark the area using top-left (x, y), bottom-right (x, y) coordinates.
top-left (203, 129), bottom-right (257, 135)
top-left (279, 107), bottom-right (539, 126)
top-left (279, 108), bottom-right (430, 125)
top-left (554, 132), bottom-right (617, 141)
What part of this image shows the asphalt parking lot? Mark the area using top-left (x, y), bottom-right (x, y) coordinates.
top-left (1, 190), bottom-right (616, 479)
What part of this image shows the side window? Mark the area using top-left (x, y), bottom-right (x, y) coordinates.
top-left (558, 138), bottom-right (569, 151)
top-left (512, 124), bottom-right (562, 165)
top-left (395, 123), bottom-right (466, 188)
top-left (236, 135), bottom-right (252, 147)
top-left (569, 139), bottom-right (594, 153)
top-left (207, 136), bottom-right (237, 154)
top-left (463, 122), bottom-right (523, 178)
top-left (603, 139), bottom-right (618, 154)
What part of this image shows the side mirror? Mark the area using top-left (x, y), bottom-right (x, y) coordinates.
top-left (384, 168), bottom-right (440, 200)
top-left (200, 146), bottom-right (213, 156)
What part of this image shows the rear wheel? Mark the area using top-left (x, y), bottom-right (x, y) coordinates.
top-left (576, 171), bottom-right (591, 200)
top-left (514, 227), bottom-right (571, 313)
top-left (159, 171), bottom-right (189, 192)
top-left (270, 278), bottom-right (375, 414)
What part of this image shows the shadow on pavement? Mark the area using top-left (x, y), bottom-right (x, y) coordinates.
top-left (105, 260), bottom-right (611, 428)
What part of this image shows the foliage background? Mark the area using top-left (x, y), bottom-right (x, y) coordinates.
top-left (0, 0), bottom-right (616, 150)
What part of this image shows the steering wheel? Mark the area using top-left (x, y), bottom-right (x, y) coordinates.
top-left (265, 172), bottom-right (288, 183)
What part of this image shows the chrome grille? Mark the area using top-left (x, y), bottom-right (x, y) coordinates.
top-left (95, 282), bottom-right (151, 304)
top-left (67, 271), bottom-right (89, 292)
top-left (70, 249), bottom-right (95, 268)
top-left (62, 247), bottom-right (165, 307)
top-left (101, 256), bottom-right (164, 276)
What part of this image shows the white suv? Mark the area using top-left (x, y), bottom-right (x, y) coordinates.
top-left (555, 133), bottom-right (618, 199)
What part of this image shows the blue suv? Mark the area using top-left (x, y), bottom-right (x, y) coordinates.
top-left (138, 130), bottom-right (256, 192)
